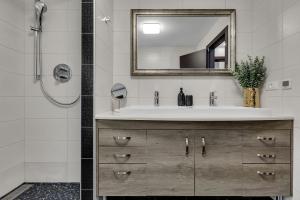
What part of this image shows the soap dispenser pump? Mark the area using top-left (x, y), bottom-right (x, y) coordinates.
top-left (178, 88), bottom-right (186, 106)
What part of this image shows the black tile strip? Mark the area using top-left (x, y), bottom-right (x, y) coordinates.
top-left (82, 3), bottom-right (93, 34)
top-left (81, 159), bottom-right (93, 190)
top-left (81, 95), bottom-right (93, 128)
top-left (81, 127), bottom-right (93, 158)
top-left (81, 1), bottom-right (94, 199)
top-left (81, 190), bottom-right (93, 200)
top-left (81, 65), bottom-right (94, 96)
top-left (82, 34), bottom-right (94, 65)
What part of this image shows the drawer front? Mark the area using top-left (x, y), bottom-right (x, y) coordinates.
top-left (195, 144), bottom-right (243, 196)
top-left (98, 129), bottom-right (146, 147)
top-left (98, 147), bottom-right (146, 164)
top-left (98, 164), bottom-right (147, 196)
top-left (243, 130), bottom-right (290, 147)
top-left (243, 164), bottom-right (291, 196)
top-left (146, 130), bottom-right (194, 196)
top-left (243, 147), bottom-right (290, 164)
top-left (194, 130), bottom-right (242, 146)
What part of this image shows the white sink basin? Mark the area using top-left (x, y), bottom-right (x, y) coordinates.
top-left (114, 106), bottom-right (272, 117)
top-left (95, 105), bottom-right (293, 121)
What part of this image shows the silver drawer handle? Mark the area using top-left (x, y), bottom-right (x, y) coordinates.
top-left (185, 137), bottom-right (189, 156)
top-left (113, 136), bottom-right (131, 145)
top-left (113, 170), bottom-right (131, 179)
top-left (257, 171), bottom-right (275, 176)
top-left (257, 136), bottom-right (275, 141)
top-left (201, 137), bottom-right (206, 157)
top-left (257, 153), bottom-right (276, 159)
top-left (114, 154), bottom-right (131, 159)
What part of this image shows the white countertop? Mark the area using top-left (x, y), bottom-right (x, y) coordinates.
top-left (95, 106), bottom-right (294, 121)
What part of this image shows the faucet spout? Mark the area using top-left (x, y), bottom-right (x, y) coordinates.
top-left (154, 91), bottom-right (159, 106)
top-left (209, 91), bottom-right (217, 106)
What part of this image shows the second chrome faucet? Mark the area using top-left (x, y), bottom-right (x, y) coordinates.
top-left (154, 91), bottom-right (159, 106)
top-left (209, 91), bottom-right (217, 106)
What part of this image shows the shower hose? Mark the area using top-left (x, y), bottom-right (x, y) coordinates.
top-left (34, 28), bottom-right (81, 107)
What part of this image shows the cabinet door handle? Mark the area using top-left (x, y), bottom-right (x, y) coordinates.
top-left (201, 137), bottom-right (206, 157)
top-left (257, 153), bottom-right (276, 159)
top-left (113, 136), bottom-right (131, 145)
top-left (257, 136), bottom-right (275, 141)
top-left (113, 170), bottom-right (131, 179)
top-left (185, 137), bottom-right (189, 156)
top-left (257, 171), bottom-right (275, 176)
top-left (114, 154), bottom-right (131, 159)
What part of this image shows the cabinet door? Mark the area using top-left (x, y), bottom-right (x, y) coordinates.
top-left (195, 130), bottom-right (243, 196)
top-left (147, 130), bottom-right (194, 196)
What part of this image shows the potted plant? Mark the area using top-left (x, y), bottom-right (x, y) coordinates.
top-left (233, 56), bottom-right (267, 108)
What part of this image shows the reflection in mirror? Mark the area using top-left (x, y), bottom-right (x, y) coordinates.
top-left (131, 9), bottom-right (236, 76)
top-left (138, 16), bottom-right (229, 70)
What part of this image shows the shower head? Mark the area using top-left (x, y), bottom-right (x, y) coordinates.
top-left (34, 1), bottom-right (47, 30)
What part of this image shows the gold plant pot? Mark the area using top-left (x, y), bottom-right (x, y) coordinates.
top-left (243, 88), bottom-right (260, 108)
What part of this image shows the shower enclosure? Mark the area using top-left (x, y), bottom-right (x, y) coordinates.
top-left (0, 0), bottom-right (84, 198)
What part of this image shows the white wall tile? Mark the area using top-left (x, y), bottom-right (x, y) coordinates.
top-left (0, 1), bottom-right (25, 196)
top-left (26, 141), bottom-right (67, 163)
top-left (25, 162), bottom-right (67, 182)
top-left (0, 163), bottom-right (24, 197)
top-left (113, 0), bottom-right (139, 10)
top-left (182, 0), bottom-right (226, 9)
top-left (113, 10), bottom-right (130, 32)
top-left (139, 0), bottom-right (182, 9)
top-left (0, 120), bottom-right (24, 148)
top-left (226, 0), bottom-right (252, 10)
top-left (25, 97), bottom-right (68, 119)
top-left (283, 33), bottom-right (300, 68)
top-left (113, 31), bottom-right (130, 54)
top-left (0, 97), bottom-right (24, 122)
top-left (0, 142), bottom-right (24, 172)
top-left (25, 119), bottom-right (68, 141)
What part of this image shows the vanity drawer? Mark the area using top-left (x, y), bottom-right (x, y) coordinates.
top-left (98, 129), bottom-right (146, 147)
top-left (98, 147), bottom-right (146, 164)
top-left (243, 164), bottom-right (291, 196)
top-left (98, 164), bottom-right (147, 196)
top-left (242, 130), bottom-right (290, 147)
top-left (243, 147), bottom-right (290, 164)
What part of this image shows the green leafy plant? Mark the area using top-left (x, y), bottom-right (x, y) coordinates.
top-left (233, 56), bottom-right (267, 88)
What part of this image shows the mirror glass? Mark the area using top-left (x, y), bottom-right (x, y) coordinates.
top-left (131, 10), bottom-right (236, 76)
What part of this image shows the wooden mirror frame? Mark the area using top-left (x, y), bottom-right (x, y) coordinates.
top-left (131, 9), bottom-right (236, 76)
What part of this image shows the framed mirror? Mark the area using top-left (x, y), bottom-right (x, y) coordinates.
top-left (131, 9), bottom-right (236, 76)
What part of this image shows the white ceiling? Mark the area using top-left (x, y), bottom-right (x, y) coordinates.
top-left (137, 16), bottom-right (229, 47)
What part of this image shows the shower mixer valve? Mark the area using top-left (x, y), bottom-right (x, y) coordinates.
top-left (54, 64), bottom-right (72, 83)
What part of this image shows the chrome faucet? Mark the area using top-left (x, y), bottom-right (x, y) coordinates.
top-left (154, 91), bottom-right (159, 106)
top-left (209, 91), bottom-right (217, 106)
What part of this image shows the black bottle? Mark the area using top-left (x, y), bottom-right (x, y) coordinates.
top-left (178, 88), bottom-right (186, 106)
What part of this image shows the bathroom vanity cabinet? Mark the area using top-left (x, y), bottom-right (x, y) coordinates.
top-left (96, 120), bottom-right (293, 197)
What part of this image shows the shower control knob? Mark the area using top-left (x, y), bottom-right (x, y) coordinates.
top-left (53, 64), bottom-right (72, 83)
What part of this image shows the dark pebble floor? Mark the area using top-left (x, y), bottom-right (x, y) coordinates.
top-left (14, 183), bottom-right (80, 200)
top-left (11, 183), bottom-right (272, 200)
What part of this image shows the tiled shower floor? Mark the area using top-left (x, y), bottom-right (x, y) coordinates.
top-left (4, 184), bottom-right (272, 200)
top-left (12, 183), bottom-right (80, 200)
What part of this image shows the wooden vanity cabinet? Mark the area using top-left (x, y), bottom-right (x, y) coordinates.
top-left (147, 130), bottom-right (194, 196)
top-left (195, 130), bottom-right (244, 196)
top-left (97, 120), bottom-right (293, 197)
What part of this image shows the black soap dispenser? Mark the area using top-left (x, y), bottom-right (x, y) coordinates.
top-left (178, 88), bottom-right (186, 106)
